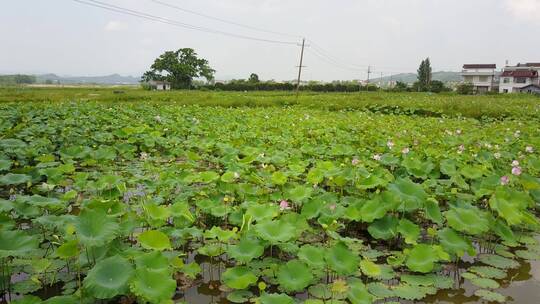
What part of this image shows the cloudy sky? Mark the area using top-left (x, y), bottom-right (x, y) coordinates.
top-left (1, 0), bottom-right (540, 81)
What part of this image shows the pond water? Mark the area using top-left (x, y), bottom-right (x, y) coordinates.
top-left (172, 253), bottom-right (540, 304)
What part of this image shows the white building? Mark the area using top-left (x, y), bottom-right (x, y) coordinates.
top-left (461, 64), bottom-right (499, 93)
top-left (148, 80), bottom-right (171, 91)
top-left (499, 63), bottom-right (540, 93)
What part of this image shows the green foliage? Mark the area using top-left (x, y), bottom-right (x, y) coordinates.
top-left (142, 48), bottom-right (215, 89)
top-left (1, 88), bottom-right (539, 303)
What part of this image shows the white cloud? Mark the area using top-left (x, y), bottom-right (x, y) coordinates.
top-left (505, 0), bottom-right (540, 23)
top-left (104, 21), bottom-right (128, 32)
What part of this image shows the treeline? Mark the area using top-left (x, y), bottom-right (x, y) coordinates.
top-left (201, 80), bottom-right (379, 92)
top-left (0, 74), bottom-right (36, 85)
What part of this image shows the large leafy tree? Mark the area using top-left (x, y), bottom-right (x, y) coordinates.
top-left (142, 48), bottom-right (215, 89)
top-left (415, 57), bottom-right (432, 91)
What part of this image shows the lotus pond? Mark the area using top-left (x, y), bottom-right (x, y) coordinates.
top-left (1, 92), bottom-right (540, 304)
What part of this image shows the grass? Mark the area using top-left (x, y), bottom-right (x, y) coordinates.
top-left (0, 86), bottom-right (539, 119)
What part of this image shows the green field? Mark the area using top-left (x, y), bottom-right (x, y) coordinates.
top-left (1, 87), bottom-right (539, 304)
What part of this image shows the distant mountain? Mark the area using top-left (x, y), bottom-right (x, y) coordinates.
top-left (370, 71), bottom-right (462, 84)
top-left (36, 73), bottom-right (141, 85)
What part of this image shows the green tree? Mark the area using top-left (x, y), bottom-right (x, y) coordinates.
top-left (142, 48), bottom-right (215, 89)
top-left (457, 83), bottom-right (474, 95)
top-left (416, 58), bottom-right (432, 92)
top-left (248, 73), bottom-right (260, 83)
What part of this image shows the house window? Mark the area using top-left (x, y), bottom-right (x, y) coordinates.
top-left (479, 76), bottom-right (488, 82)
top-left (503, 89), bottom-right (509, 93)
top-left (516, 77), bottom-right (527, 84)
top-left (503, 78), bottom-right (510, 83)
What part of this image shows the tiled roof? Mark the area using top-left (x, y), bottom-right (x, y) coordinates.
top-left (501, 70), bottom-right (538, 77)
top-left (463, 64), bottom-right (496, 69)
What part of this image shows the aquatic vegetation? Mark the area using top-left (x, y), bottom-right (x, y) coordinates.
top-left (0, 93), bottom-right (539, 303)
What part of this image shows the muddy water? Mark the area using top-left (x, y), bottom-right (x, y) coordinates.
top-left (173, 254), bottom-right (540, 304)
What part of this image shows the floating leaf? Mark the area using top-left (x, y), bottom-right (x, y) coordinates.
top-left (470, 277), bottom-right (500, 289)
top-left (347, 278), bottom-right (373, 304)
top-left (479, 254), bottom-right (519, 269)
top-left (469, 266), bottom-right (507, 279)
top-left (227, 290), bottom-right (253, 303)
top-left (474, 289), bottom-right (507, 303)
top-left (83, 255), bottom-right (134, 299)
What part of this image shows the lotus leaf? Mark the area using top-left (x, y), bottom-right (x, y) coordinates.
top-left (326, 242), bottom-right (359, 276)
top-left (437, 228), bottom-right (474, 257)
top-left (83, 255), bottom-right (133, 299)
top-left (228, 237), bottom-right (264, 263)
top-left (359, 259), bottom-right (381, 277)
top-left (259, 293), bottom-right (294, 304)
top-left (246, 203), bottom-right (279, 222)
top-left (227, 290), bottom-right (253, 303)
top-left (470, 277), bottom-right (499, 289)
top-left (397, 218), bottom-right (420, 244)
top-left (468, 266), bottom-right (507, 279)
top-left (347, 278), bottom-right (373, 304)
top-left (74, 209), bottom-right (119, 247)
top-left (406, 244), bottom-right (440, 273)
top-left (135, 250), bottom-right (169, 271)
top-left (474, 289), bottom-right (507, 303)
top-left (277, 260), bottom-right (314, 292)
top-left (138, 230), bottom-right (171, 251)
top-left (297, 245), bottom-right (326, 269)
top-left (367, 215), bottom-right (398, 240)
top-left (444, 207), bottom-right (490, 235)
top-left (367, 282), bottom-right (394, 299)
top-left (388, 178), bottom-right (427, 212)
top-left (479, 254), bottom-right (519, 269)
top-left (255, 219), bottom-right (296, 244)
top-left (0, 173), bottom-right (31, 185)
top-left (0, 230), bottom-right (39, 258)
top-left (222, 266), bottom-right (258, 289)
top-left (130, 268), bottom-right (176, 303)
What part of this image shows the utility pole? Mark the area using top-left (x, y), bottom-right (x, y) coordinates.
top-left (295, 38), bottom-right (306, 98)
top-left (380, 72), bottom-right (383, 88)
top-left (366, 65), bottom-right (371, 91)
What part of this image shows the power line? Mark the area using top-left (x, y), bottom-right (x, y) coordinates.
top-left (150, 0), bottom-right (301, 39)
top-left (70, 0), bottom-right (299, 45)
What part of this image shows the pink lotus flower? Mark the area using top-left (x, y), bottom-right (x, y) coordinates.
top-left (458, 145), bottom-right (465, 154)
top-left (279, 200), bottom-right (291, 211)
top-left (500, 176), bottom-right (510, 185)
top-left (373, 154), bottom-right (382, 161)
top-left (512, 166), bottom-right (522, 176)
top-left (328, 204), bottom-right (337, 211)
top-left (351, 158), bottom-right (360, 166)
top-left (387, 141), bottom-right (395, 149)
top-left (402, 147), bottom-right (410, 154)
top-left (512, 160), bottom-right (520, 167)
top-left (526, 146), bottom-right (534, 153)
